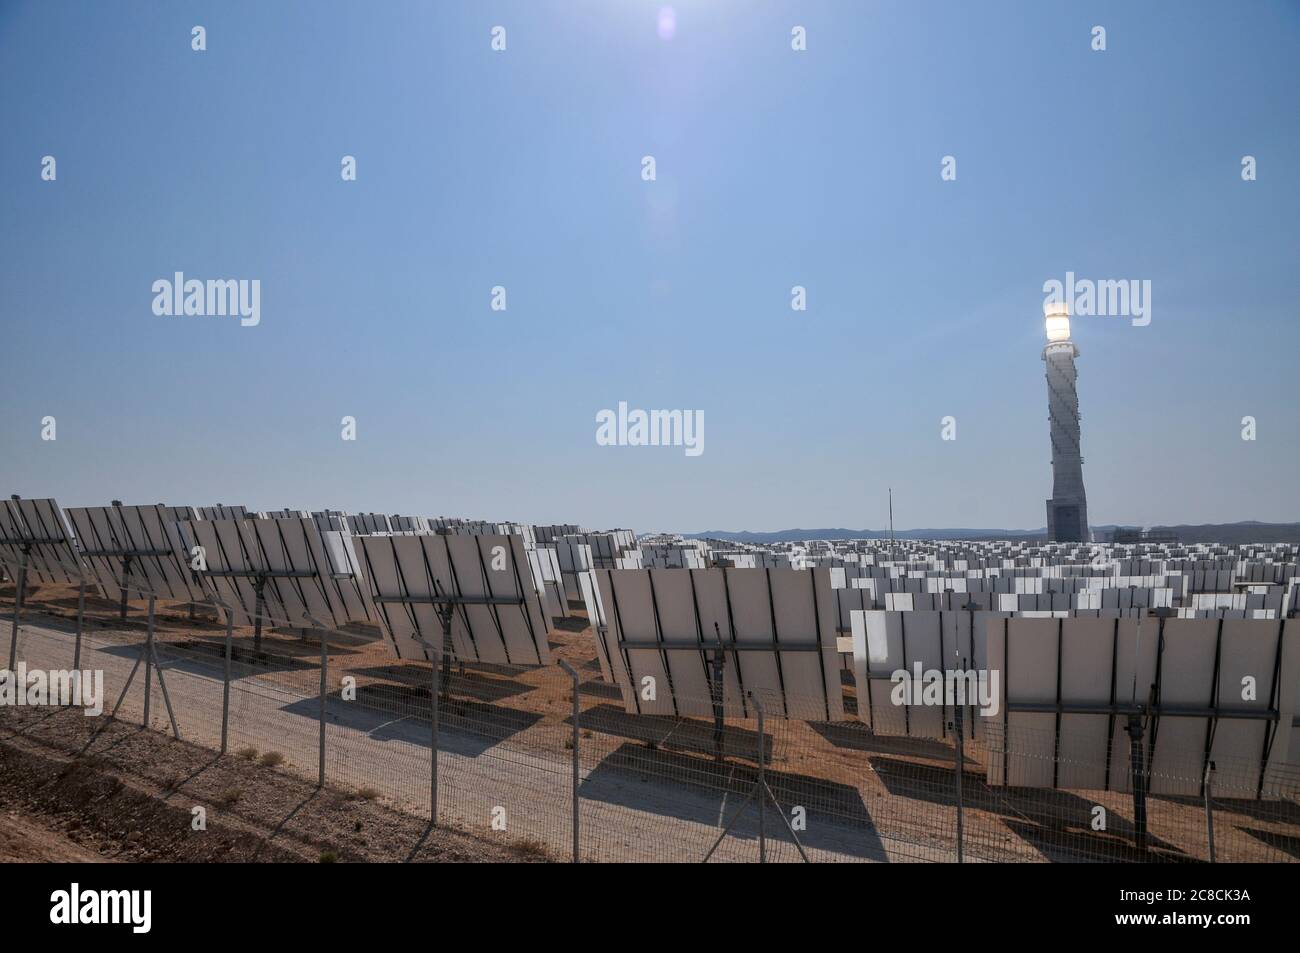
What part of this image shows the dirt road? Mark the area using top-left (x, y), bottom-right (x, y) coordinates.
top-left (7, 618), bottom-right (914, 862)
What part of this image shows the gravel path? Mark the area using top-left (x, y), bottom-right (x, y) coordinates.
top-left (7, 619), bottom-right (919, 862)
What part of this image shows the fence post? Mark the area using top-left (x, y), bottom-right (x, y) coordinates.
top-left (710, 621), bottom-right (726, 763)
top-left (302, 613), bottom-right (332, 789)
top-left (318, 627), bottom-right (327, 787)
top-left (1125, 710), bottom-right (1149, 851)
top-left (952, 715), bottom-right (965, 863)
top-left (252, 579), bottom-right (265, 655)
top-left (73, 578), bottom-right (86, 671)
top-left (430, 639), bottom-right (439, 826)
top-left (118, 560), bottom-right (131, 620)
top-left (753, 694), bottom-right (766, 864)
top-left (1204, 760), bottom-right (1216, 863)
top-left (142, 595), bottom-right (154, 726)
top-left (148, 597), bottom-right (182, 741)
top-left (7, 544), bottom-right (29, 672)
top-left (410, 622), bottom-right (447, 828)
top-left (221, 606), bottom-right (233, 754)
top-left (432, 608), bottom-right (453, 826)
top-left (559, 659), bottom-right (581, 863)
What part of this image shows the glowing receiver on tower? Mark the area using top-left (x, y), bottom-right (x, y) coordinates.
top-left (1045, 302), bottom-right (1071, 342)
top-left (1042, 301), bottom-right (1089, 542)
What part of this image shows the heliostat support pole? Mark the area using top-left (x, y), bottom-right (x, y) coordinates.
top-left (559, 659), bottom-right (581, 863)
top-left (430, 646), bottom-right (439, 826)
top-left (710, 622), bottom-right (726, 763)
top-left (439, 607), bottom-right (454, 701)
top-left (73, 579), bottom-right (86, 672)
top-left (140, 594), bottom-right (180, 739)
top-left (699, 694), bottom-right (808, 863)
top-left (411, 623), bottom-right (447, 829)
top-left (756, 697), bottom-right (766, 864)
top-left (318, 627), bottom-right (328, 787)
top-left (252, 578), bottom-right (266, 655)
top-left (142, 595), bottom-right (154, 726)
top-left (953, 712), bottom-right (965, 863)
top-left (433, 608), bottom-right (454, 825)
top-left (1126, 711), bottom-right (1148, 851)
top-left (150, 622), bottom-right (181, 740)
top-left (302, 613), bottom-right (336, 789)
top-left (1204, 761), bottom-right (1217, 863)
top-left (118, 557), bottom-right (131, 621)
top-left (221, 608), bottom-right (233, 754)
top-left (8, 544), bottom-right (29, 673)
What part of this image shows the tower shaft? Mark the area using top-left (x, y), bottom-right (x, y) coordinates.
top-left (1044, 341), bottom-right (1088, 542)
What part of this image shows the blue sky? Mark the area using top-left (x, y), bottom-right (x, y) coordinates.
top-left (1, 1), bottom-right (1297, 533)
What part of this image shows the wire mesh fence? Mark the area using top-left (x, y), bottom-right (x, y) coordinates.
top-left (972, 720), bottom-right (1300, 863)
top-left (3, 574), bottom-right (1299, 863)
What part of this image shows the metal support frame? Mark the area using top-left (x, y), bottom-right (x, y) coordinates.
top-left (408, 598), bottom-right (458, 829)
top-left (1052, 618), bottom-right (1064, 789)
top-left (370, 588), bottom-right (527, 692)
top-left (1002, 607), bottom-right (1281, 799)
top-left (701, 693), bottom-right (809, 864)
top-left (428, 619), bottom-right (442, 827)
top-left (709, 621), bottom-right (727, 763)
top-left (960, 601), bottom-right (981, 739)
top-left (3, 497), bottom-right (88, 671)
top-left (221, 605), bottom-right (233, 754)
top-left (105, 595), bottom-right (181, 740)
top-left (558, 659), bottom-right (581, 862)
top-left (199, 567), bottom-right (318, 657)
top-left (1144, 608), bottom-right (1172, 788)
top-left (439, 599), bottom-right (454, 703)
top-left (78, 544), bottom-right (175, 622)
top-left (148, 596), bottom-right (181, 739)
top-left (253, 577), bottom-right (266, 654)
top-left (1204, 760), bottom-right (1217, 863)
top-left (1005, 699), bottom-right (1281, 721)
top-left (377, 582), bottom-right (533, 821)
top-left (757, 696), bottom-right (766, 862)
top-left (302, 613), bottom-right (333, 788)
top-left (1199, 619), bottom-right (1224, 797)
top-left (119, 557), bottom-right (131, 620)
top-left (899, 612), bottom-right (911, 735)
top-left (142, 595), bottom-right (153, 723)
top-left (617, 638), bottom-right (822, 653)
top-left (1124, 695), bottom-right (1152, 852)
top-left (1257, 618), bottom-right (1287, 800)
top-left (7, 542), bottom-right (30, 672)
top-left (951, 656), bottom-right (967, 863)
top-left (371, 594), bottom-right (525, 607)
top-left (73, 579), bottom-right (86, 671)
top-left (319, 626), bottom-right (327, 786)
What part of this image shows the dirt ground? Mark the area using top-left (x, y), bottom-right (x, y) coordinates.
top-left (0, 707), bottom-right (549, 863)
top-left (5, 580), bottom-right (1298, 863)
top-left (0, 808), bottom-right (111, 863)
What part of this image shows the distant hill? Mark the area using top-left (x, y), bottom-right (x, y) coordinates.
top-left (1141, 522), bottom-right (1300, 545)
top-left (683, 527), bottom-right (1046, 543)
top-left (682, 522), bottom-right (1300, 545)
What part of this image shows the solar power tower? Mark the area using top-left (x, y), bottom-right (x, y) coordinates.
top-left (1043, 302), bottom-right (1089, 542)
